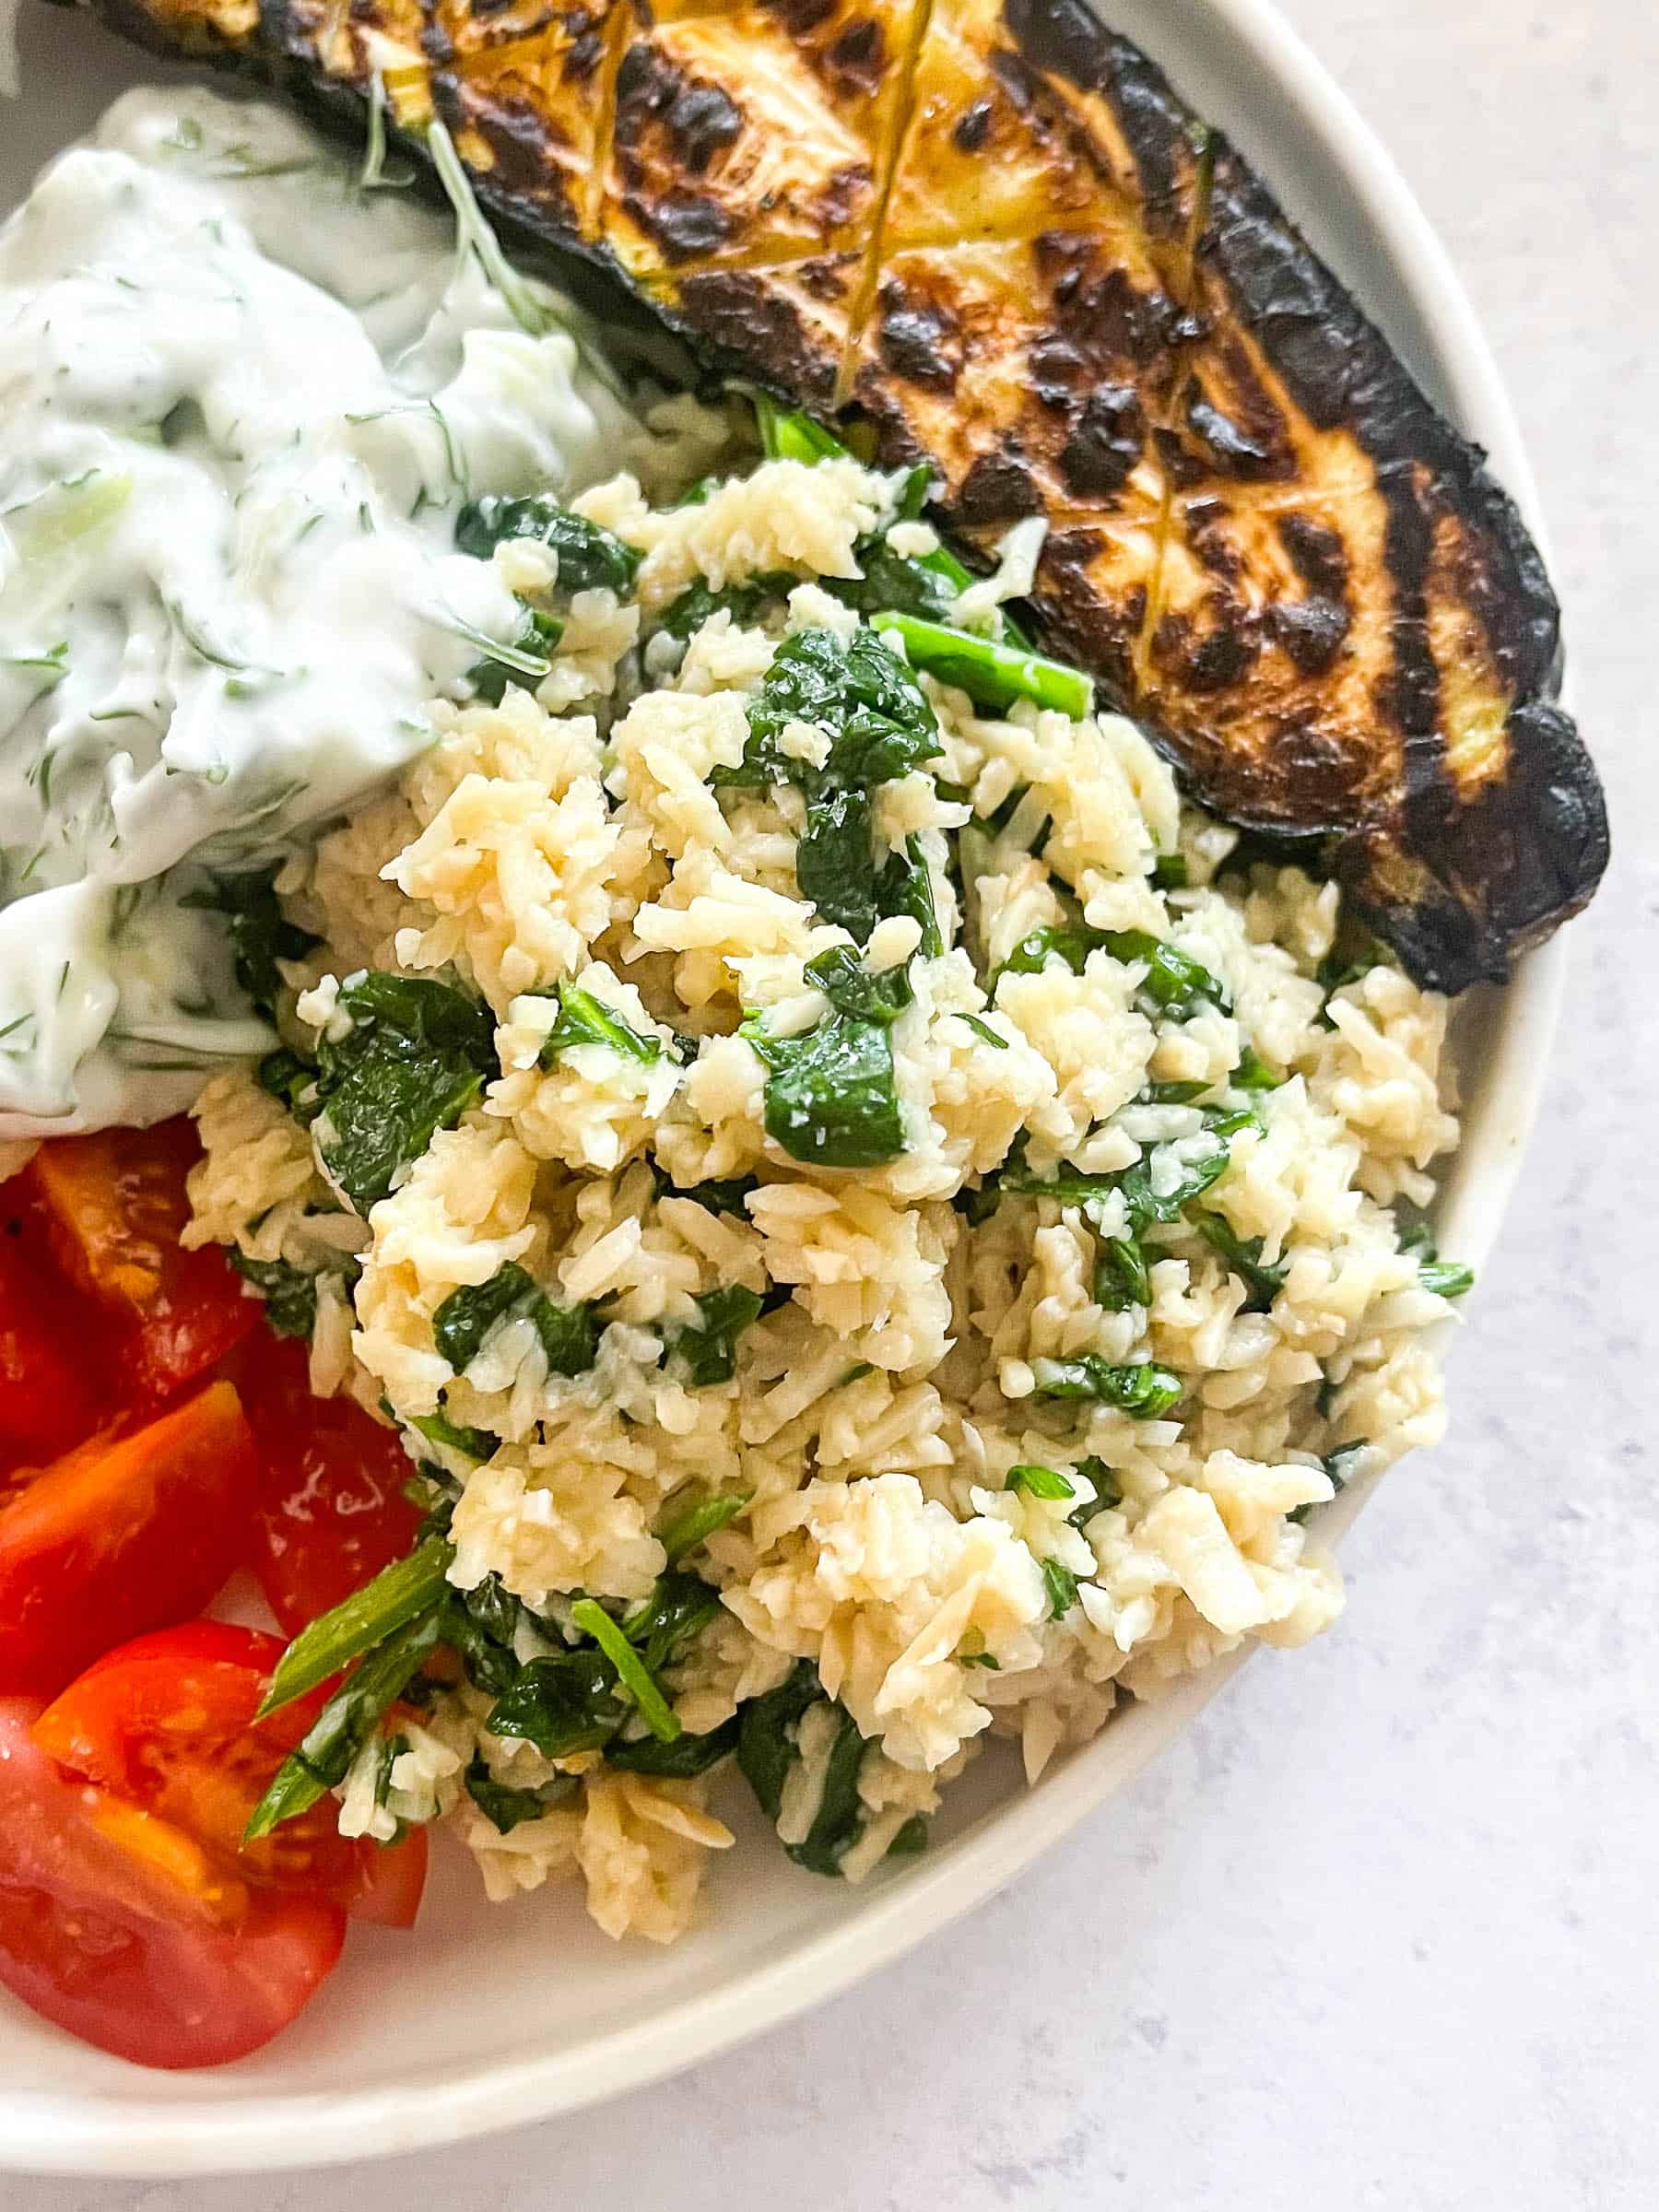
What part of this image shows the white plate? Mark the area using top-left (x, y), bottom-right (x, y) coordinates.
top-left (0, 0), bottom-right (1571, 2175)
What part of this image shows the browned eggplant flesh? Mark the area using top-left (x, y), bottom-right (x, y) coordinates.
top-left (55, 0), bottom-right (1609, 990)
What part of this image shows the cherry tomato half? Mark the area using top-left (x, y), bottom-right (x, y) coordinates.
top-left (34, 1622), bottom-right (427, 1930)
top-left (0, 1175), bottom-right (118, 1478)
top-left (236, 1330), bottom-right (422, 1637)
top-left (0, 1382), bottom-right (258, 1697)
top-left (29, 1119), bottom-right (256, 1403)
top-left (0, 1698), bottom-right (345, 2069)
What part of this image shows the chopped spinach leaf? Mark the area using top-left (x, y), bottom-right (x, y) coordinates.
top-left (488, 1650), bottom-right (629, 1759)
top-left (722, 628), bottom-right (942, 945)
top-left (1041, 1557), bottom-right (1080, 1620)
top-left (996, 1148), bottom-right (1117, 1210)
top-left (996, 924), bottom-right (1103, 980)
top-left (877, 833), bottom-right (943, 956)
top-left (1418, 1256), bottom-right (1476, 1300)
top-left (663, 1174), bottom-right (758, 1218)
top-left (1152, 852), bottom-right (1189, 890)
top-left (735, 1663), bottom-right (818, 1823)
top-left (832, 535), bottom-right (960, 625)
top-left (531, 1294), bottom-right (600, 1378)
top-left (257, 1045), bottom-right (315, 1112)
top-left (985, 1108), bottom-right (1255, 1239)
top-left (1194, 1215), bottom-right (1288, 1310)
top-left (805, 942), bottom-right (914, 1025)
top-left (656, 571), bottom-right (795, 641)
top-left (736, 1662), bottom-right (874, 1878)
top-left (1114, 1109), bottom-right (1260, 1231)
top-left (454, 497), bottom-right (641, 593)
top-left (310, 972), bottom-right (497, 1212)
top-left (794, 783), bottom-right (881, 941)
top-left (995, 924), bottom-right (1227, 1018)
top-left (180, 865), bottom-right (320, 1018)
top-left (1093, 1234), bottom-right (1152, 1312)
top-left (671, 1285), bottom-right (765, 1387)
top-left (455, 1571), bottom-right (524, 1651)
top-left (535, 982), bottom-right (663, 1067)
top-left (1030, 1357), bottom-right (1182, 1420)
top-left (745, 1006), bottom-right (905, 1169)
top-left (607, 1713), bottom-right (741, 1777)
top-left (621, 1571), bottom-right (722, 1675)
top-left (1072, 1455), bottom-right (1124, 1518)
top-left (437, 1593), bottom-right (519, 1699)
top-left (229, 1253), bottom-right (320, 1340)
top-left (465, 1758), bottom-right (573, 1833)
top-left (430, 1258), bottom-right (597, 1382)
top-left (1134, 938), bottom-right (1231, 1018)
top-left (1291, 1439), bottom-right (1371, 1524)
top-left (465, 606), bottom-right (561, 705)
top-left (735, 627), bottom-right (942, 792)
top-left (433, 1261), bottom-right (535, 1371)
top-left (1232, 1045), bottom-right (1284, 1091)
top-left (887, 1814), bottom-right (929, 1857)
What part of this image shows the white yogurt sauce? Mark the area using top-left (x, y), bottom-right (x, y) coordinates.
top-left (0, 86), bottom-right (651, 1135)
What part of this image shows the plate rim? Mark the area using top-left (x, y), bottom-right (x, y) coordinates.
top-left (0, 0), bottom-right (1572, 2172)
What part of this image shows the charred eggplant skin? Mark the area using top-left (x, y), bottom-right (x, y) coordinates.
top-left (49, 0), bottom-right (1606, 993)
top-left (1139, 137), bottom-right (1605, 990)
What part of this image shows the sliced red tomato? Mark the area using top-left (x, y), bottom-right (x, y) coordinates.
top-left (0, 1698), bottom-right (345, 2069)
top-left (235, 1330), bottom-right (422, 1636)
top-left (34, 1622), bottom-right (427, 1931)
top-left (0, 1175), bottom-right (118, 1477)
top-left (0, 1382), bottom-right (258, 1697)
top-left (29, 1119), bottom-right (256, 1403)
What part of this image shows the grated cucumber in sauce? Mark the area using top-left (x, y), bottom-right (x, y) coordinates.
top-left (0, 86), bottom-right (648, 1135)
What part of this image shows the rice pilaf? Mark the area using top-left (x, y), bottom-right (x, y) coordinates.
top-left (185, 447), bottom-right (1464, 1943)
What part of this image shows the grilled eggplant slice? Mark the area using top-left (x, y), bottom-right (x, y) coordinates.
top-left (53, 0), bottom-right (1606, 990)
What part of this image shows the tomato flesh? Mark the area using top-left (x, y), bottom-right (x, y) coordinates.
top-left (0, 1382), bottom-right (258, 1697)
top-left (29, 1120), bottom-right (256, 1402)
top-left (35, 1623), bottom-right (427, 1931)
top-left (0, 1699), bottom-right (345, 2069)
top-left (0, 1178), bottom-right (117, 1477)
top-left (236, 1331), bottom-right (422, 1636)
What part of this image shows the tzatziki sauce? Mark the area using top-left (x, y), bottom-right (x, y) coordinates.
top-left (0, 86), bottom-right (652, 1136)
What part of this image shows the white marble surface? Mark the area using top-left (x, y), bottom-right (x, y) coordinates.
top-left (14, 0), bottom-right (1658, 2204)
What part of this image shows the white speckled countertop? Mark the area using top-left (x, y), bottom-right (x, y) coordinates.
top-left (14, 0), bottom-right (1658, 2203)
